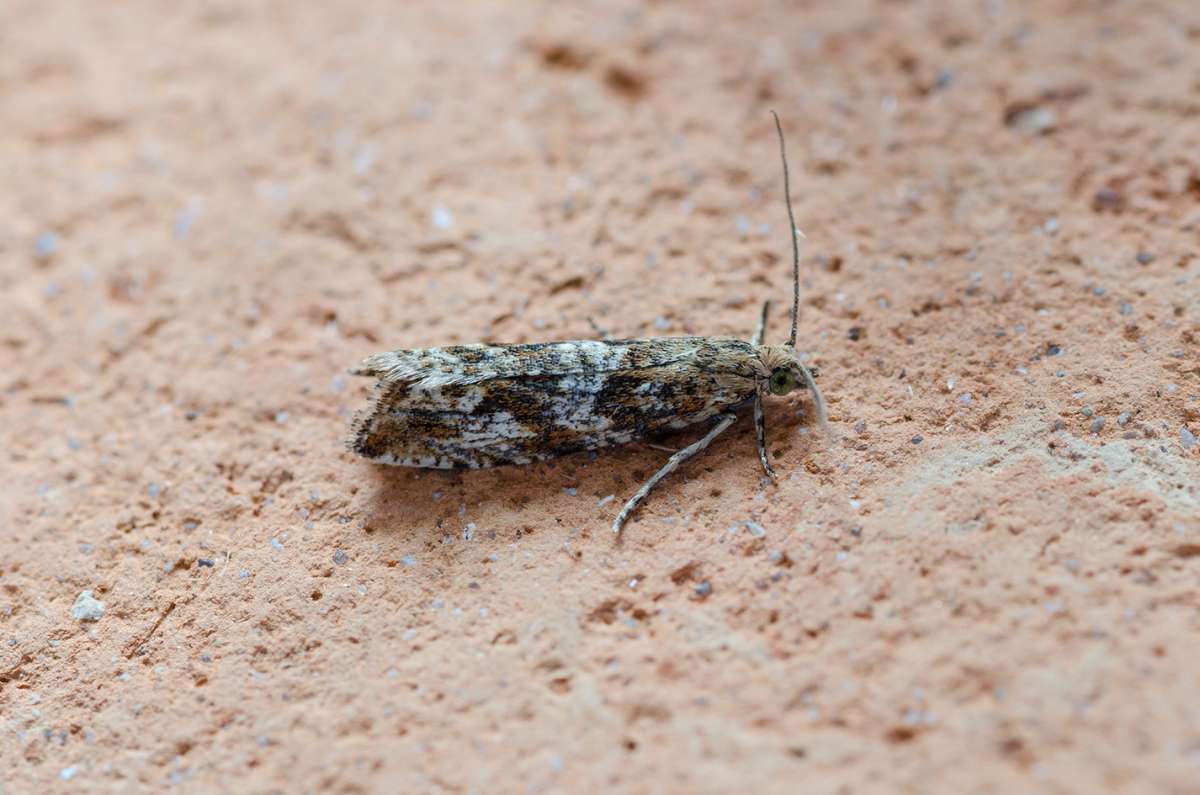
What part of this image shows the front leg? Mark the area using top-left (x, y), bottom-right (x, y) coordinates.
top-left (613, 413), bottom-right (738, 535)
top-left (750, 300), bottom-right (776, 479)
top-left (754, 392), bottom-right (776, 480)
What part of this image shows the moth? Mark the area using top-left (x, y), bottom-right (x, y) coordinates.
top-left (348, 113), bottom-right (826, 534)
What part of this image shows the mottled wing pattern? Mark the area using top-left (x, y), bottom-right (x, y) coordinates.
top-left (349, 338), bottom-right (760, 468)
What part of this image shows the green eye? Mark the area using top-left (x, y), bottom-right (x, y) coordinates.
top-left (768, 368), bottom-right (796, 395)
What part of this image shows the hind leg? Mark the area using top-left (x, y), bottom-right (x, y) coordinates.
top-left (613, 413), bottom-right (738, 535)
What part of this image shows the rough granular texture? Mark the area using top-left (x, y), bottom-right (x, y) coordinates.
top-left (2, 2), bottom-right (1198, 793)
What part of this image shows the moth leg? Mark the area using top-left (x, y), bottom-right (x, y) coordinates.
top-left (613, 413), bottom-right (738, 535)
top-left (586, 316), bottom-right (613, 340)
top-left (751, 300), bottom-right (771, 346)
top-left (754, 392), bottom-right (776, 480)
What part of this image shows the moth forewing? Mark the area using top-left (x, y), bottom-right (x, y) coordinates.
top-left (348, 337), bottom-right (762, 471)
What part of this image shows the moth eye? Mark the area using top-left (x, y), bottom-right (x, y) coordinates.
top-left (768, 369), bottom-right (795, 395)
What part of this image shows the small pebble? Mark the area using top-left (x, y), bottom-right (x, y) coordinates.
top-left (958, 393), bottom-right (973, 405)
top-left (1182, 426), bottom-right (1197, 451)
top-left (60, 766), bottom-right (78, 781)
top-left (173, 204), bottom-right (201, 238)
top-left (71, 591), bottom-right (105, 622)
top-left (1008, 105), bottom-right (1056, 134)
top-left (1135, 251), bottom-right (1155, 265)
top-left (35, 232), bottom-right (60, 258)
top-left (854, 420), bottom-right (866, 434)
top-left (431, 205), bottom-right (454, 230)
top-left (353, 143), bottom-right (378, 176)
top-left (1046, 343), bottom-right (1063, 357)
top-left (911, 435), bottom-right (924, 445)
top-left (1080, 406), bottom-right (1093, 418)
top-left (1090, 417), bottom-right (1106, 434)
top-left (274, 411), bottom-right (289, 424)
top-left (333, 549), bottom-right (349, 565)
top-left (270, 537), bottom-right (284, 551)
top-left (847, 326), bottom-right (863, 341)
top-left (694, 581), bottom-right (713, 598)
top-left (1117, 411), bottom-right (1131, 426)
top-left (197, 559), bottom-right (214, 568)
top-left (1119, 302), bottom-right (1133, 316)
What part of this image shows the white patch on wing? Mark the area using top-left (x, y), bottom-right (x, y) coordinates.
top-left (543, 373), bottom-right (611, 432)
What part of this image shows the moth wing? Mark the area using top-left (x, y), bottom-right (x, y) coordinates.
top-left (347, 337), bottom-right (760, 468)
top-left (350, 338), bottom-right (723, 388)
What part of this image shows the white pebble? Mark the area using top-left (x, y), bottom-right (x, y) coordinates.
top-left (71, 591), bottom-right (105, 622)
top-left (431, 205), bottom-right (454, 230)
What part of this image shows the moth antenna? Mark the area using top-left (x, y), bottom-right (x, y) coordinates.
top-left (770, 110), bottom-right (801, 348)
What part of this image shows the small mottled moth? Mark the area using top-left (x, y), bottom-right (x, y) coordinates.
top-left (348, 113), bottom-right (826, 534)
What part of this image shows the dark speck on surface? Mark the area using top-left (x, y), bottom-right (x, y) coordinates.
top-left (1092, 187), bottom-right (1125, 212)
top-left (911, 435), bottom-right (924, 444)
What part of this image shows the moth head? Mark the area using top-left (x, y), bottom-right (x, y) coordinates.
top-left (758, 346), bottom-right (827, 424)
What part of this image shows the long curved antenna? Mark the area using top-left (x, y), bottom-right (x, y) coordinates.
top-left (770, 111), bottom-right (800, 348)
